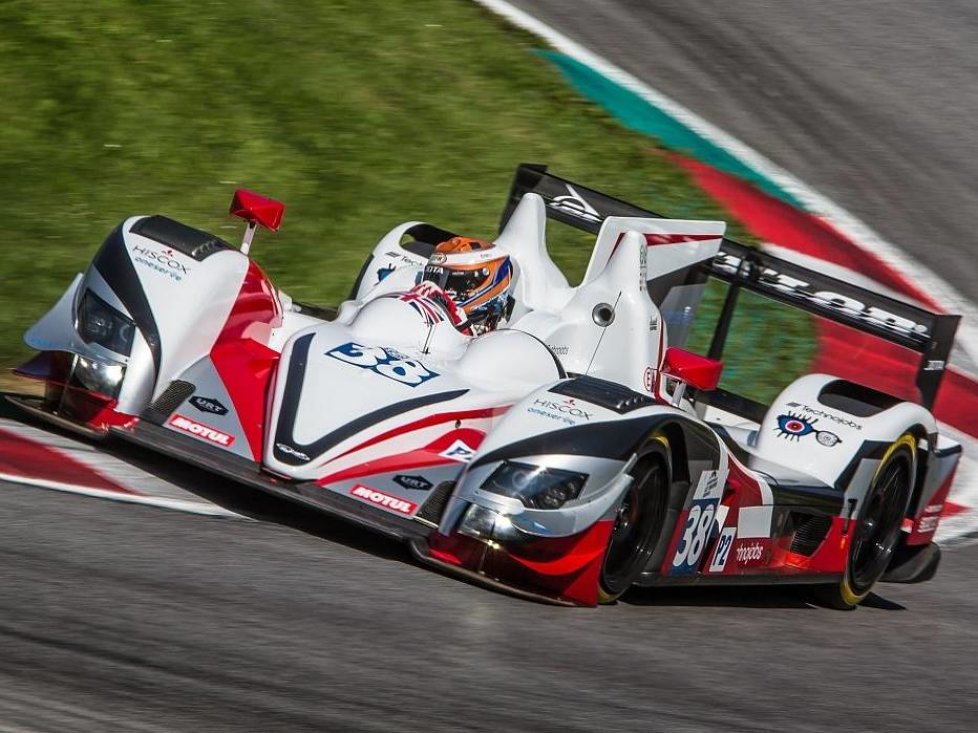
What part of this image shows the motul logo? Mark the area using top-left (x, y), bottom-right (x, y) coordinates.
top-left (168, 414), bottom-right (234, 447)
top-left (350, 484), bottom-right (417, 515)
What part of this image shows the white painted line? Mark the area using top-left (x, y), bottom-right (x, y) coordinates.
top-left (0, 472), bottom-right (244, 519)
top-left (0, 418), bottom-right (234, 506)
top-left (472, 0), bottom-right (978, 365)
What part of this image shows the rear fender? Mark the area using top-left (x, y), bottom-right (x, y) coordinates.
top-left (754, 373), bottom-right (938, 515)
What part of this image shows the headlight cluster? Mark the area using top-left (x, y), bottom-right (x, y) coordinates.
top-left (77, 289), bottom-right (135, 356)
top-left (481, 461), bottom-right (588, 510)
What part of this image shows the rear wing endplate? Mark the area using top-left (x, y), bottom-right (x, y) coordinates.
top-left (499, 164), bottom-right (960, 409)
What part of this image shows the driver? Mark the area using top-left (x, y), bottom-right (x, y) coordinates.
top-left (420, 237), bottom-right (513, 334)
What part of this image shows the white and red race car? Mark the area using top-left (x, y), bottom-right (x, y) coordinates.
top-left (13, 165), bottom-right (962, 607)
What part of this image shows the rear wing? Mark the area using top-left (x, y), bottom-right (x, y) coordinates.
top-left (499, 164), bottom-right (960, 410)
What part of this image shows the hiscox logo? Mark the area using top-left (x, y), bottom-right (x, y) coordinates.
top-left (131, 245), bottom-right (190, 282)
top-left (532, 397), bottom-right (593, 421)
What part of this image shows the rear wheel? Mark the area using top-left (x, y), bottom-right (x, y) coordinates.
top-left (816, 434), bottom-right (915, 609)
top-left (598, 438), bottom-right (670, 604)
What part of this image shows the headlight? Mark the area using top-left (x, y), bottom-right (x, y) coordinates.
top-left (72, 356), bottom-right (125, 397)
top-left (77, 289), bottom-right (135, 356)
top-left (458, 505), bottom-right (519, 543)
top-left (480, 461), bottom-right (588, 510)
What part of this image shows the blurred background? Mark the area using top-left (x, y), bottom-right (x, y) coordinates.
top-left (0, 0), bottom-right (821, 403)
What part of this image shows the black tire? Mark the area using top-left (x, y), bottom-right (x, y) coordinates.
top-left (598, 438), bottom-right (671, 604)
top-left (815, 434), bottom-right (915, 610)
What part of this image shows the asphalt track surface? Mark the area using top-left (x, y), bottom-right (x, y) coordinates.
top-left (6, 4), bottom-right (978, 731)
top-left (3, 475), bottom-right (978, 733)
top-left (508, 0), bottom-right (978, 304)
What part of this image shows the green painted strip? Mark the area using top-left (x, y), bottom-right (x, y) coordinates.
top-left (540, 51), bottom-right (804, 209)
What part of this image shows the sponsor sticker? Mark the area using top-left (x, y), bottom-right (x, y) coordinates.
top-left (774, 413), bottom-right (842, 446)
top-left (276, 443), bottom-right (310, 462)
top-left (916, 504), bottom-right (944, 534)
top-left (439, 439), bottom-right (476, 463)
top-left (131, 245), bottom-right (190, 282)
top-left (548, 184), bottom-right (602, 224)
top-left (736, 505), bottom-right (773, 539)
top-left (350, 484), bottom-right (417, 515)
top-left (384, 250), bottom-right (421, 263)
top-left (692, 470), bottom-right (723, 501)
top-left (733, 538), bottom-right (770, 567)
top-left (189, 395), bottom-right (228, 416)
top-left (712, 251), bottom-right (928, 338)
top-left (393, 474), bottom-right (433, 492)
top-left (326, 342), bottom-right (438, 387)
top-left (708, 527), bottom-right (737, 572)
top-left (168, 414), bottom-right (234, 447)
top-left (527, 397), bottom-right (592, 426)
top-left (785, 402), bottom-right (861, 431)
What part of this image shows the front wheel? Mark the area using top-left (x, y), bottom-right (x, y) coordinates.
top-left (598, 438), bottom-right (670, 604)
top-left (816, 434), bottom-right (916, 609)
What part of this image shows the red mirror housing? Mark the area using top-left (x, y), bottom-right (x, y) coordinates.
top-left (230, 189), bottom-right (285, 231)
top-left (662, 348), bottom-right (723, 391)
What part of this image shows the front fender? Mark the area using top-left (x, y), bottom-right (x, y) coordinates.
top-left (439, 376), bottom-right (725, 540)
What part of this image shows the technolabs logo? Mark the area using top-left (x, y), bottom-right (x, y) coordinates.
top-left (786, 402), bottom-right (862, 431)
top-left (132, 245), bottom-right (190, 282)
top-left (548, 184), bottom-right (601, 224)
top-left (774, 413), bottom-right (842, 447)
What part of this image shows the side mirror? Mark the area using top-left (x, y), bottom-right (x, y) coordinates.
top-left (230, 189), bottom-right (285, 254)
top-left (660, 348), bottom-right (723, 404)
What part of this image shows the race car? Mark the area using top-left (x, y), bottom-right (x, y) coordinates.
top-left (11, 165), bottom-right (962, 608)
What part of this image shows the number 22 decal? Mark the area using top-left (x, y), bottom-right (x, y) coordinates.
top-left (709, 527), bottom-right (737, 572)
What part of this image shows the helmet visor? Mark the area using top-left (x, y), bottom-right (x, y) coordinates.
top-left (422, 265), bottom-right (490, 301)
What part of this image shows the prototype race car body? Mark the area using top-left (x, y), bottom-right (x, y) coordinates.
top-left (14, 166), bottom-right (962, 607)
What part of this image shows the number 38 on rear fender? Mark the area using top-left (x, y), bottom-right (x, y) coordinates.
top-left (670, 470), bottom-right (722, 575)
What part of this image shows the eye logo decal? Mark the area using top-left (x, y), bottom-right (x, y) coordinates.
top-left (775, 413), bottom-right (841, 447)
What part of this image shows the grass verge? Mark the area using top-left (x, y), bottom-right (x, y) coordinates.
top-left (0, 0), bottom-right (812, 402)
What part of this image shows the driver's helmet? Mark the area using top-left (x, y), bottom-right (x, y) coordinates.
top-left (421, 237), bottom-right (513, 332)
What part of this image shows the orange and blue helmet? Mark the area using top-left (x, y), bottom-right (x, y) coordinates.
top-left (421, 237), bottom-right (513, 330)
